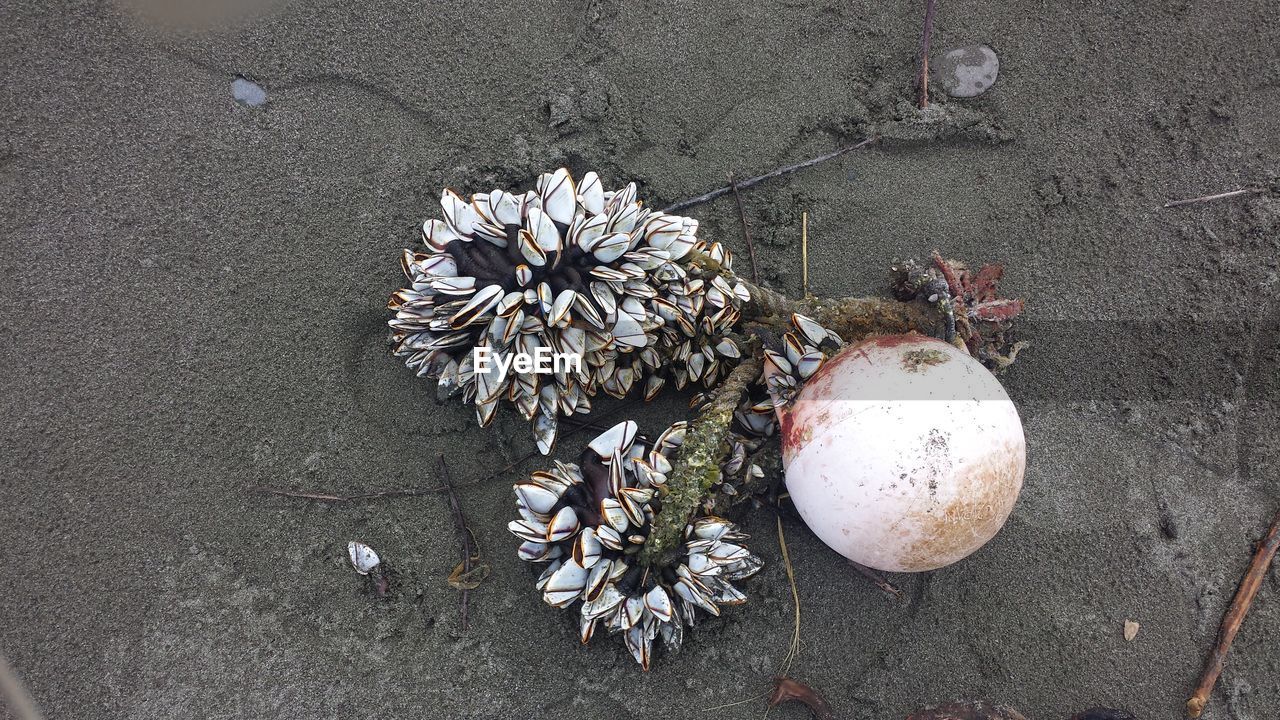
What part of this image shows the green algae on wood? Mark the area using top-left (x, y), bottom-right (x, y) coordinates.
top-left (640, 354), bottom-right (763, 567)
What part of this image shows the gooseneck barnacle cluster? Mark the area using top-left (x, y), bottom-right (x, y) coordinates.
top-left (389, 169), bottom-right (750, 454)
top-left (390, 169), bottom-right (1026, 669)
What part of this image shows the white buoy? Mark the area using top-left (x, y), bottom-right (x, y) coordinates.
top-left (778, 335), bottom-right (1025, 572)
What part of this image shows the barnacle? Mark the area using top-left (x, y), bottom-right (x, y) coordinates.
top-left (389, 169), bottom-right (751, 453)
top-left (890, 253), bottom-right (1025, 367)
top-left (698, 313), bottom-right (842, 503)
top-left (731, 315), bottom-right (841, 449)
top-left (509, 420), bottom-right (762, 669)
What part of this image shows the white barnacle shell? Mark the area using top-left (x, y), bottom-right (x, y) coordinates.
top-left (347, 541), bottom-right (381, 575)
top-left (390, 169), bottom-right (747, 456)
top-left (507, 418), bottom-right (763, 668)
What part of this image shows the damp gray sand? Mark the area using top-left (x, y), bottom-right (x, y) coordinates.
top-left (2, 2), bottom-right (1279, 719)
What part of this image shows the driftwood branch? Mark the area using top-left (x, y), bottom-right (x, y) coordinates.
top-left (692, 251), bottom-right (945, 340)
top-left (1186, 509), bottom-right (1280, 717)
top-left (640, 355), bottom-right (763, 566)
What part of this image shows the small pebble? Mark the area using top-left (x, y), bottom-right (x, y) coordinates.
top-left (231, 76), bottom-right (267, 107)
top-left (934, 44), bottom-right (999, 98)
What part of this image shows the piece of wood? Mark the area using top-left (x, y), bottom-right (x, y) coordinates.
top-left (1186, 509), bottom-right (1280, 717)
top-left (438, 454), bottom-right (477, 630)
top-left (728, 173), bottom-right (760, 283)
top-left (662, 138), bottom-right (876, 214)
top-left (849, 560), bottom-right (903, 600)
top-left (917, 0), bottom-right (939, 109)
top-left (769, 677), bottom-right (835, 720)
top-left (639, 355), bottom-right (762, 564)
top-left (1162, 187), bottom-right (1264, 209)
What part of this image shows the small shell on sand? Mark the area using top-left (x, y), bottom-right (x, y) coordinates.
top-left (347, 541), bottom-right (381, 574)
top-left (935, 45), bottom-right (999, 98)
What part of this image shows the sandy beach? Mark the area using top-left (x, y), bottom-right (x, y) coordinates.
top-left (3, 0), bottom-right (1279, 717)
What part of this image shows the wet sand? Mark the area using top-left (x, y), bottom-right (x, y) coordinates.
top-left (2, 1), bottom-right (1279, 718)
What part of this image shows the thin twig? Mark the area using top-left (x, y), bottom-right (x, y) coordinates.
top-left (250, 400), bottom-right (643, 503)
top-left (800, 211), bottom-right (809, 297)
top-left (438, 454), bottom-right (476, 630)
top-left (848, 560), bottom-right (903, 600)
top-left (663, 137), bottom-right (877, 214)
top-left (249, 486), bottom-right (443, 502)
top-left (729, 173), bottom-right (761, 283)
top-left (777, 517), bottom-right (802, 676)
top-left (700, 691), bottom-right (771, 713)
top-left (1162, 187), bottom-right (1265, 209)
top-left (917, 0), bottom-right (939, 109)
top-left (1187, 508), bottom-right (1280, 718)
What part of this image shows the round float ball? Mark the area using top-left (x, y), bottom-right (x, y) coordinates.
top-left (778, 335), bottom-right (1025, 572)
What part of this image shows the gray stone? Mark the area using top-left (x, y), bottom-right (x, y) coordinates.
top-left (231, 77), bottom-right (267, 107)
top-left (935, 44), bottom-right (999, 98)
